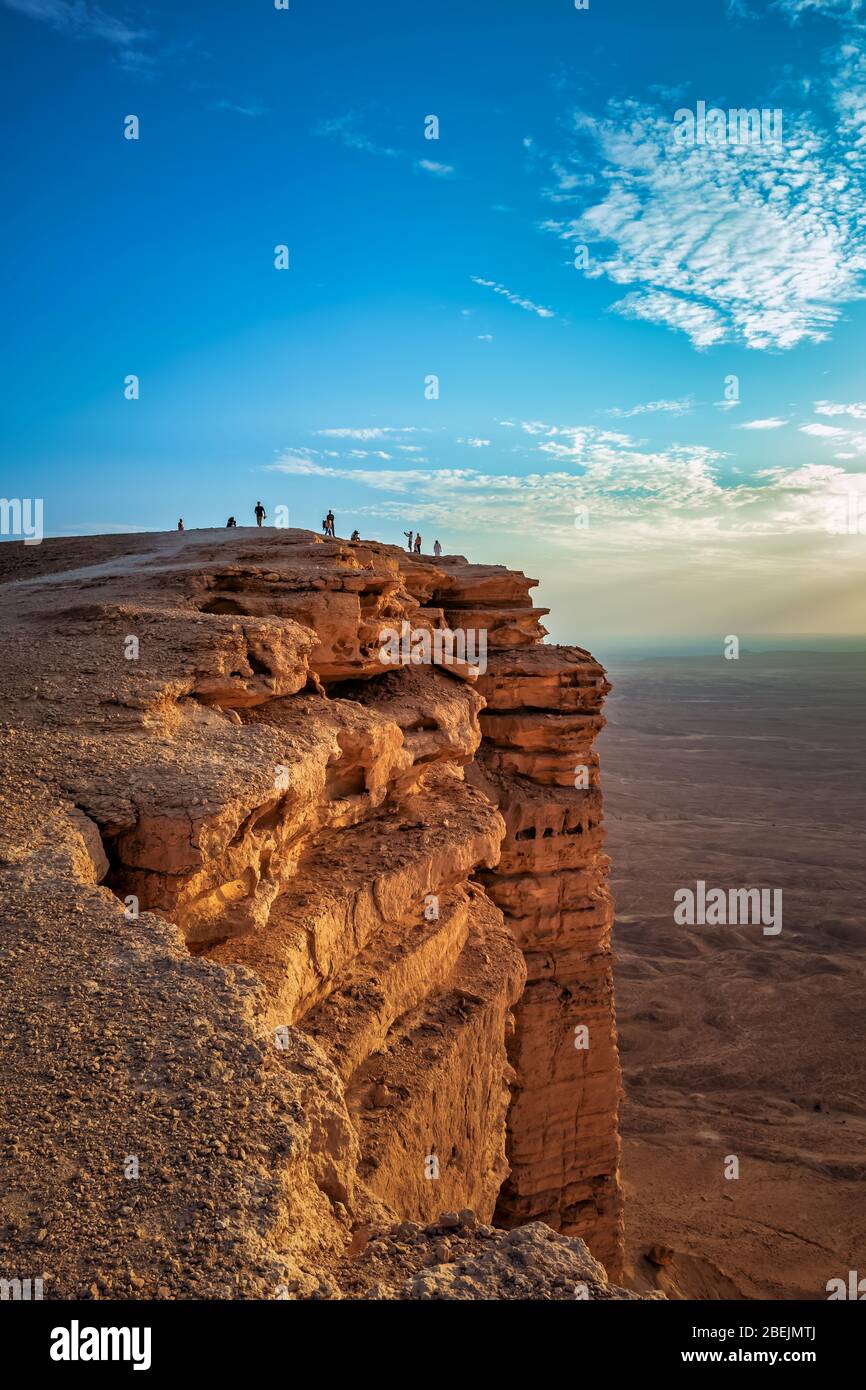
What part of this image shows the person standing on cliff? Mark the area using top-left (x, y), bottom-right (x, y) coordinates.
top-left (403, 530), bottom-right (413, 552)
top-left (177, 518), bottom-right (184, 532)
top-left (433, 539), bottom-right (442, 557)
top-left (326, 510), bottom-right (335, 537)
top-left (413, 533), bottom-right (422, 554)
top-left (254, 501), bottom-right (266, 527)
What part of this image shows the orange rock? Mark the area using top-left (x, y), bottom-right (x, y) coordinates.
top-left (0, 527), bottom-right (623, 1295)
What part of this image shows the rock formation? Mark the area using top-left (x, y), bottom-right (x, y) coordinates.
top-left (0, 528), bottom-right (623, 1298)
top-left (473, 648), bottom-right (623, 1275)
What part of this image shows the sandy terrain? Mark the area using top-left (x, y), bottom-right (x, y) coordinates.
top-left (600, 651), bottom-right (866, 1300)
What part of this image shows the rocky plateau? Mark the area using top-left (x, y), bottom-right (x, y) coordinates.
top-left (0, 528), bottom-right (626, 1299)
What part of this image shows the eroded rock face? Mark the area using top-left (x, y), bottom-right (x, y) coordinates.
top-left (0, 528), bottom-right (622, 1297)
top-left (474, 648), bottom-right (624, 1276)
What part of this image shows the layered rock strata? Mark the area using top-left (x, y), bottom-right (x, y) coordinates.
top-left (472, 648), bottom-right (624, 1275)
top-left (0, 528), bottom-right (622, 1296)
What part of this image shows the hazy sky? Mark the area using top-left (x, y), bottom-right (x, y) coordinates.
top-left (2, 0), bottom-right (865, 644)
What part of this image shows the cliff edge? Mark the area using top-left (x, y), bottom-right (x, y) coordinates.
top-left (0, 528), bottom-right (624, 1298)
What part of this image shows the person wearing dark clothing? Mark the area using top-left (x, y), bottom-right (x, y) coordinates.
top-left (226, 516), bottom-right (237, 528)
top-left (325, 510), bottom-right (335, 537)
top-left (254, 501), bottom-right (266, 527)
top-left (350, 529), bottom-right (360, 541)
top-left (178, 518), bottom-right (184, 532)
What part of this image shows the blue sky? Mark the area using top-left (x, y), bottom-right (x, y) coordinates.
top-left (2, 0), bottom-right (865, 645)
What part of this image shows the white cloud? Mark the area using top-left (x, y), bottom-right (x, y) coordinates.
top-left (517, 420), bottom-right (635, 449)
top-left (266, 427), bottom-right (866, 559)
top-left (611, 289), bottom-right (727, 348)
top-left (418, 159), bottom-right (455, 177)
top-left (800, 417), bottom-right (866, 453)
top-left (608, 397), bottom-right (694, 418)
top-left (814, 400), bottom-right (866, 418)
top-left (800, 421), bottom-right (848, 437)
top-left (827, 41), bottom-right (866, 166)
top-left (738, 417), bottom-right (789, 429)
top-left (544, 162), bottom-right (598, 203)
top-left (542, 98), bottom-right (866, 350)
top-left (458, 438), bottom-right (491, 448)
top-left (314, 426), bottom-right (422, 439)
top-left (470, 276), bottom-right (555, 318)
top-left (773, 0), bottom-right (863, 16)
top-left (477, 333), bottom-right (494, 340)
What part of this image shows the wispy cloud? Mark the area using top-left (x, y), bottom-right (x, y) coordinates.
top-left (470, 276), bottom-right (555, 319)
top-left (738, 417), bottom-right (789, 429)
top-left (541, 96), bottom-right (866, 350)
top-left (317, 114), bottom-right (458, 178)
top-left (801, 415), bottom-right (866, 454)
top-left (729, 0), bottom-right (862, 20)
top-left (314, 426), bottom-right (423, 440)
top-left (608, 397), bottom-right (694, 418)
top-left (3, 0), bottom-right (147, 45)
top-left (266, 423), bottom-right (866, 566)
top-left (0, 1), bottom-right (197, 78)
top-left (772, 0), bottom-right (863, 17)
top-left (315, 114), bottom-right (400, 159)
top-left (210, 99), bottom-right (264, 119)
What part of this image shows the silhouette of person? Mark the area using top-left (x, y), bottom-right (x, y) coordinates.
top-left (326, 510), bottom-right (335, 537)
top-left (226, 516), bottom-right (237, 528)
top-left (350, 529), bottom-right (360, 541)
top-left (404, 530), bottom-right (413, 552)
top-left (254, 501), bottom-right (266, 527)
top-left (178, 518), bottom-right (184, 532)
top-left (433, 539), bottom-right (442, 557)
top-left (413, 533), bottom-right (422, 554)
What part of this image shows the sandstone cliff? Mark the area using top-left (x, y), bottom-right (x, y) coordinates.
top-left (0, 528), bottom-right (623, 1298)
